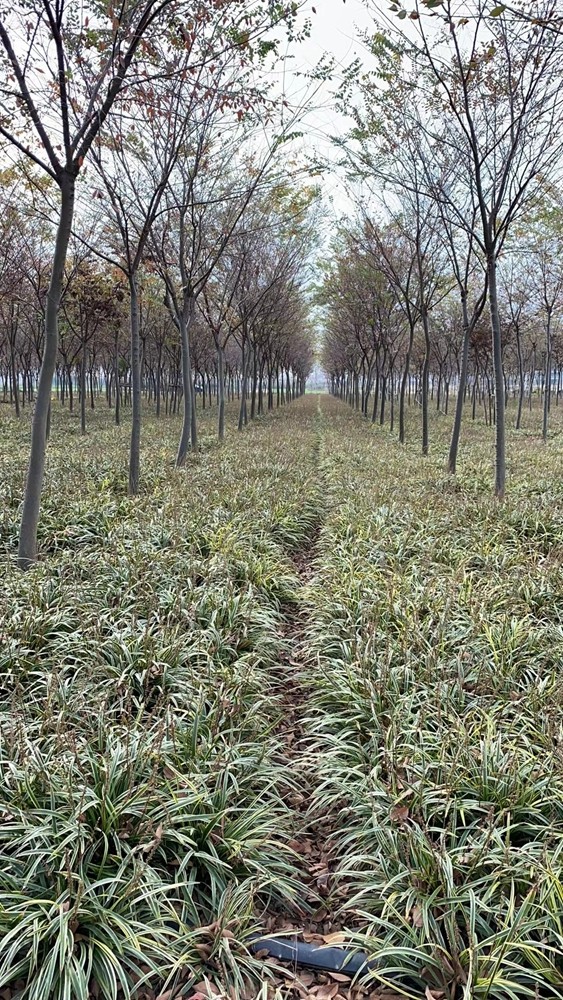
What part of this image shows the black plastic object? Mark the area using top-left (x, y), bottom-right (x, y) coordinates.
top-left (249, 936), bottom-right (373, 977)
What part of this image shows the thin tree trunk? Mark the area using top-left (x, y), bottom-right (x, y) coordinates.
top-left (379, 375), bottom-right (386, 425)
top-left (18, 171), bottom-right (75, 568)
top-left (129, 273), bottom-right (141, 494)
top-left (10, 339), bottom-right (20, 418)
top-left (176, 295), bottom-right (195, 467)
top-left (115, 333), bottom-right (121, 426)
top-left (488, 256), bottom-right (506, 498)
top-left (543, 309), bottom-right (552, 443)
top-left (238, 339), bottom-right (248, 430)
top-left (191, 374), bottom-right (198, 449)
top-left (421, 313), bottom-right (430, 455)
top-left (156, 353), bottom-right (162, 417)
top-left (528, 347), bottom-right (536, 411)
top-left (371, 360), bottom-right (380, 423)
top-left (67, 365), bottom-right (73, 412)
top-left (513, 327), bottom-right (524, 429)
top-left (217, 341), bottom-right (226, 441)
top-left (399, 325), bottom-right (415, 444)
top-left (80, 342), bottom-right (87, 435)
top-left (448, 294), bottom-right (471, 474)
top-left (250, 348), bottom-right (258, 420)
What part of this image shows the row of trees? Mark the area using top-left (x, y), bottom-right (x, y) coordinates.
top-left (322, 0), bottom-right (563, 490)
top-left (0, 181), bottom-right (315, 436)
top-left (321, 221), bottom-right (563, 450)
top-left (0, 0), bottom-right (317, 566)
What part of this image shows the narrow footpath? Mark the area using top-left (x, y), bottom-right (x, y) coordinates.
top-left (257, 399), bottom-right (405, 1000)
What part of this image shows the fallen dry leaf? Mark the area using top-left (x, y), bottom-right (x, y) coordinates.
top-left (311, 985), bottom-right (339, 999)
top-left (389, 805), bottom-right (409, 823)
top-left (322, 932), bottom-right (347, 945)
top-left (194, 943), bottom-right (212, 960)
top-left (296, 972), bottom-right (315, 987)
top-left (288, 838), bottom-right (313, 855)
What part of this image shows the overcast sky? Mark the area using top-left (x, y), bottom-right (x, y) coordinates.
top-left (274, 0), bottom-right (376, 213)
top-left (297, 0), bottom-right (374, 73)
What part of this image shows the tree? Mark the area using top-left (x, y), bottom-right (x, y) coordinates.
top-left (408, 0), bottom-right (563, 494)
top-left (524, 201), bottom-right (563, 441)
top-left (335, 48), bottom-right (453, 454)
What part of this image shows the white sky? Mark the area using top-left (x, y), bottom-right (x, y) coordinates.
top-left (279, 0), bottom-right (378, 212)
top-left (295, 0), bottom-right (375, 77)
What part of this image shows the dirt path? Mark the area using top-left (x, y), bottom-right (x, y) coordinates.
top-left (259, 401), bottom-right (406, 1000)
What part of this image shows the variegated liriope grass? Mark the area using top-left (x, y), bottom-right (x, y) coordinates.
top-left (0, 399), bottom-right (324, 1000)
top-left (3, 392), bottom-right (563, 999)
top-left (304, 394), bottom-right (563, 999)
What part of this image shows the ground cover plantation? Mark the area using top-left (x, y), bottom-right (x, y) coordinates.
top-left (0, 402), bottom-right (323, 1000)
top-left (2, 395), bottom-right (563, 999)
top-left (306, 400), bottom-right (563, 998)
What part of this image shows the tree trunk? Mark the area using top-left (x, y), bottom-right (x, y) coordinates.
top-left (156, 350), bottom-right (162, 417)
top-left (10, 338), bottom-right (20, 419)
top-left (238, 338), bottom-right (248, 430)
top-left (80, 342), bottom-right (87, 435)
top-left (488, 255), bottom-right (506, 498)
top-left (448, 293), bottom-right (471, 474)
top-left (176, 295), bottom-right (195, 466)
top-left (18, 171), bottom-right (75, 569)
top-left (258, 363), bottom-right (265, 415)
top-left (421, 312), bottom-right (430, 455)
top-left (129, 273), bottom-right (141, 494)
top-left (399, 325), bottom-right (415, 444)
top-left (515, 324), bottom-right (525, 430)
top-left (250, 348), bottom-right (258, 419)
top-left (191, 374), bottom-right (198, 449)
top-left (543, 309), bottom-right (552, 443)
top-left (371, 360), bottom-right (380, 423)
top-left (67, 364), bottom-right (73, 412)
top-left (217, 341), bottom-right (226, 441)
top-left (115, 333), bottom-right (121, 426)
top-left (528, 346), bottom-right (536, 411)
